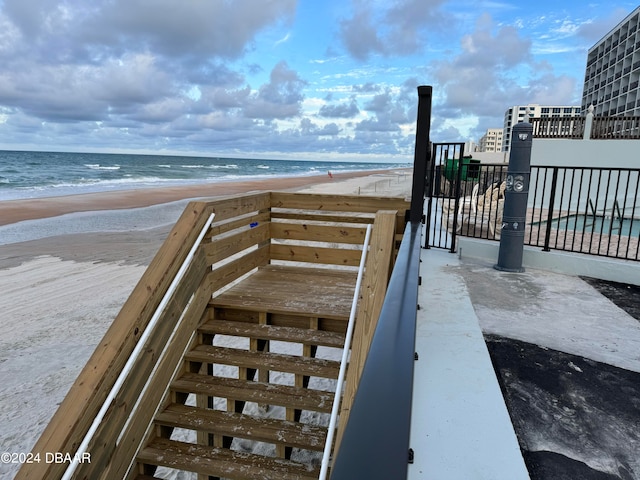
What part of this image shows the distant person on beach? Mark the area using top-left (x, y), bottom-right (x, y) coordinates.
top-left (328, 171), bottom-right (333, 179)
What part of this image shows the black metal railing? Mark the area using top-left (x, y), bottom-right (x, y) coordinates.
top-left (426, 160), bottom-right (507, 251)
top-left (331, 221), bottom-right (421, 480)
top-left (527, 165), bottom-right (640, 261)
top-left (331, 85), bottom-right (428, 479)
top-left (428, 162), bottom-right (640, 262)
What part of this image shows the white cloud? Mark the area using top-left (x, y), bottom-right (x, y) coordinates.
top-left (0, 0), bottom-right (633, 156)
top-left (275, 32), bottom-right (292, 47)
top-left (338, 0), bottom-right (448, 60)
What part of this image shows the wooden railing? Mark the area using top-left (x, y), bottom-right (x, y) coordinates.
top-left (17, 191), bottom-right (409, 480)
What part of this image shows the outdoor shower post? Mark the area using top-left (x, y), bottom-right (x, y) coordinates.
top-left (494, 121), bottom-right (533, 273)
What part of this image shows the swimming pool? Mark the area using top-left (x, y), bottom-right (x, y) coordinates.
top-left (536, 214), bottom-right (640, 237)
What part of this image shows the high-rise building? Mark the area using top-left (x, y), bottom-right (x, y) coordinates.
top-left (502, 104), bottom-right (581, 151)
top-left (478, 128), bottom-right (503, 152)
top-left (582, 6), bottom-right (640, 117)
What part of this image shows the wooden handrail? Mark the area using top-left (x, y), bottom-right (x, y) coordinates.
top-left (16, 200), bottom-right (215, 480)
top-left (70, 214), bottom-right (216, 479)
top-left (17, 191), bottom-right (409, 479)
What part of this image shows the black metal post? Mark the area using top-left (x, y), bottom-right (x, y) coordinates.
top-left (410, 85), bottom-right (432, 224)
top-left (495, 122), bottom-right (533, 272)
top-left (542, 167), bottom-right (559, 252)
top-left (449, 143), bottom-right (465, 253)
top-left (424, 143), bottom-right (435, 249)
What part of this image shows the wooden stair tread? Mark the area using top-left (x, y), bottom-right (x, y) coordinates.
top-left (185, 344), bottom-right (341, 378)
top-left (210, 264), bottom-right (357, 318)
top-left (137, 437), bottom-right (320, 480)
top-left (172, 372), bottom-right (335, 413)
top-left (199, 319), bottom-right (346, 348)
top-left (155, 403), bottom-right (327, 451)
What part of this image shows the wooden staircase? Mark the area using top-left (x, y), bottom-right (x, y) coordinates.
top-left (134, 263), bottom-right (356, 479)
top-left (16, 192), bottom-right (408, 480)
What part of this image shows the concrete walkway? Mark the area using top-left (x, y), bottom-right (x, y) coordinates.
top-left (407, 246), bottom-right (530, 480)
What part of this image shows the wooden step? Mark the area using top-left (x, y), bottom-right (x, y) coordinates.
top-left (185, 344), bottom-right (341, 378)
top-left (155, 403), bottom-right (327, 451)
top-left (172, 372), bottom-right (335, 413)
top-left (199, 319), bottom-right (346, 348)
top-left (210, 265), bottom-right (357, 319)
top-left (137, 437), bottom-right (320, 480)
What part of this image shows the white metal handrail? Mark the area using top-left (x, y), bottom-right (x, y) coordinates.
top-left (319, 223), bottom-right (372, 480)
top-left (62, 212), bottom-right (216, 480)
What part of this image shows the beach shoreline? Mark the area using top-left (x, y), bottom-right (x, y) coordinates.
top-left (0, 168), bottom-right (408, 227)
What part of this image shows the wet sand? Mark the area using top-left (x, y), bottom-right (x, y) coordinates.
top-left (0, 169), bottom-right (402, 226)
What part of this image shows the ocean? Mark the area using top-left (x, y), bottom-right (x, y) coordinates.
top-left (0, 150), bottom-right (408, 201)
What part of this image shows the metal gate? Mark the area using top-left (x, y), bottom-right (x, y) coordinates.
top-left (424, 142), bottom-right (466, 251)
top-left (424, 143), bottom-right (506, 251)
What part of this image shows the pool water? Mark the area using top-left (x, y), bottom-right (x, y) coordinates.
top-left (539, 214), bottom-right (640, 237)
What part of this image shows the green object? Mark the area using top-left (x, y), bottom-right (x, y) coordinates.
top-left (443, 157), bottom-right (481, 181)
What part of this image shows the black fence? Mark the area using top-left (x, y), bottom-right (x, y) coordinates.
top-left (427, 160), bottom-right (640, 262)
top-left (528, 165), bottom-right (640, 261)
top-left (425, 155), bottom-right (507, 252)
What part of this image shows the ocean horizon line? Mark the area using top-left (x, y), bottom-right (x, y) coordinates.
top-left (0, 150), bottom-right (410, 202)
top-left (0, 147), bottom-right (410, 165)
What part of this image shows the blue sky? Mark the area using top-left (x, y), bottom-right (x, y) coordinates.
top-left (0, 0), bottom-right (636, 161)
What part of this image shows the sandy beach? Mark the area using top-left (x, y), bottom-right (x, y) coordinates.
top-left (0, 169), bottom-right (412, 478)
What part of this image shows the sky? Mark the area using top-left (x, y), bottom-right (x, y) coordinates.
top-left (0, 0), bottom-right (637, 162)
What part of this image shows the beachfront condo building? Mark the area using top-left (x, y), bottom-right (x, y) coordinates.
top-left (581, 6), bottom-right (640, 117)
top-left (502, 104), bottom-right (581, 151)
top-left (478, 128), bottom-right (504, 152)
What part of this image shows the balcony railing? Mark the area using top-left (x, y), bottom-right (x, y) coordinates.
top-left (591, 116), bottom-right (640, 139)
top-left (531, 114), bottom-right (640, 140)
top-left (531, 116), bottom-right (585, 138)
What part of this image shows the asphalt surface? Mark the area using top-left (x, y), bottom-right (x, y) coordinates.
top-left (582, 277), bottom-right (640, 322)
top-left (485, 277), bottom-right (640, 480)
